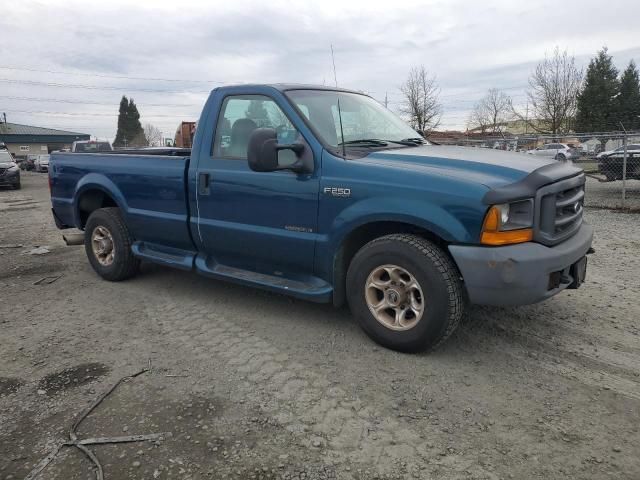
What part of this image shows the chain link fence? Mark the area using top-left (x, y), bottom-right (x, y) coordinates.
top-left (427, 130), bottom-right (640, 210)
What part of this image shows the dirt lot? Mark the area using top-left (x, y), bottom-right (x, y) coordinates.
top-left (1, 172), bottom-right (639, 480)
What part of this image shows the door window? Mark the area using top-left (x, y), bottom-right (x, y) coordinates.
top-left (213, 95), bottom-right (298, 160)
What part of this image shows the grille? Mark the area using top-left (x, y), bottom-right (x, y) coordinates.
top-left (535, 173), bottom-right (585, 245)
top-left (0, 168), bottom-right (6, 176)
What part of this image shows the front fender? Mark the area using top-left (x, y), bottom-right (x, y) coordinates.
top-left (74, 173), bottom-right (129, 227)
top-left (316, 195), bottom-right (482, 283)
top-left (329, 196), bottom-right (476, 248)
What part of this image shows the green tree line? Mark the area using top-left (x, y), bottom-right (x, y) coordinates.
top-left (576, 48), bottom-right (640, 132)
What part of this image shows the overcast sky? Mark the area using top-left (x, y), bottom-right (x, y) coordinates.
top-left (1, 0), bottom-right (639, 140)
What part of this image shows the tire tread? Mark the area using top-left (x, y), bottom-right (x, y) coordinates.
top-left (85, 207), bottom-right (139, 281)
top-left (350, 233), bottom-right (465, 351)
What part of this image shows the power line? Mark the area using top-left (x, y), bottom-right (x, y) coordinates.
top-left (3, 109), bottom-right (192, 118)
top-left (0, 94), bottom-right (202, 107)
top-left (0, 78), bottom-right (213, 94)
top-left (0, 65), bottom-right (223, 84)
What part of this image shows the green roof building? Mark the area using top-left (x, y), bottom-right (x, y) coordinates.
top-left (0, 122), bottom-right (90, 159)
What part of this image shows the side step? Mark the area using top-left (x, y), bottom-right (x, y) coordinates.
top-left (131, 242), bottom-right (195, 270)
top-left (194, 254), bottom-right (332, 303)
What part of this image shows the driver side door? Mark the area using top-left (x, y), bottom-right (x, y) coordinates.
top-left (195, 94), bottom-right (320, 276)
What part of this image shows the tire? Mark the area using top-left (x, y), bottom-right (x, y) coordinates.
top-left (346, 234), bottom-right (465, 352)
top-left (84, 207), bottom-right (140, 281)
top-left (556, 153), bottom-right (566, 161)
top-left (14, 180), bottom-right (21, 190)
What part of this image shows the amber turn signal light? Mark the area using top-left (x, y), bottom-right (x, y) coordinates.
top-left (480, 205), bottom-right (533, 246)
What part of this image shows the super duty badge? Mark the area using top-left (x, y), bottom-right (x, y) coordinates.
top-left (324, 186), bottom-right (351, 198)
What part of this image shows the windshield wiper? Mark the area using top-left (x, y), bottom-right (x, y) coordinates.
top-left (390, 138), bottom-right (426, 146)
top-left (338, 139), bottom-right (389, 146)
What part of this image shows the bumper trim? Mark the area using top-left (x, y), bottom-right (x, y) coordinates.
top-left (449, 223), bottom-right (593, 306)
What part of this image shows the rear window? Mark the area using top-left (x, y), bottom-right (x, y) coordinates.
top-left (74, 142), bottom-right (112, 153)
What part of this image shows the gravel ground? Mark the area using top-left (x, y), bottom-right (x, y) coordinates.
top-left (1, 172), bottom-right (639, 480)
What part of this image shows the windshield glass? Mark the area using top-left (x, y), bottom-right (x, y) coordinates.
top-left (285, 90), bottom-right (424, 149)
top-left (0, 151), bottom-right (14, 162)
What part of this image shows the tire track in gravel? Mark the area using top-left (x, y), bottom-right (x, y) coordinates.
top-left (146, 299), bottom-right (497, 479)
top-left (469, 311), bottom-right (640, 402)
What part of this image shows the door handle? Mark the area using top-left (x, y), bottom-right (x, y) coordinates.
top-left (198, 172), bottom-right (210, 195)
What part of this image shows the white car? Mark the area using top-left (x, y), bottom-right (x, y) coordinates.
top-left (597, 144), bottom-right (640, 158)
top-left (527, 143), bottom-right (580, 161)
top-left (34, 154), bottom-right (50, 172)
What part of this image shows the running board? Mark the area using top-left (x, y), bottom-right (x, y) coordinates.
top-left (131, 242), bottom-right (195, 270)
top-left (194, 254), bottom-right (332, 302)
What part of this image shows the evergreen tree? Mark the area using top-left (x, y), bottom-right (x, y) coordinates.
top-left (113, 96), bottom-right (129, 147)
top-left (113, 96), bottom-right (146, 147)
top-left (618, 60), bottom-right (640, 130)
top-left (575, 47), bottom-right (620, 132)
top-left (127, 98), bottom-right (146, 146)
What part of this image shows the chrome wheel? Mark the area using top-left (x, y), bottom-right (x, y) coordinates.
top-left (364, 264), bottom-right (425, 331)
top-left (91, 226), bottom-right (115, 266)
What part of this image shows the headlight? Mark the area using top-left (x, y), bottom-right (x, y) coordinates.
top-left (480, 199), bottom-right (534, 245)
top-left (8, 165), bottom-right (19, 172)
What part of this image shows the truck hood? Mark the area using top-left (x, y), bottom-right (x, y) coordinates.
top-left (358, 145), bottom-right (557, 189)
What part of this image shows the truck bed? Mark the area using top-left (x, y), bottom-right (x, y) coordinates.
top-left (50, 152), bottom-right (194, 251)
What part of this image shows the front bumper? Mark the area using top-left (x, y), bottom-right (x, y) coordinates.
top-left (449, 223), bottom-right (593, 306)
top-left (0, 171), bottom-right (20, 186)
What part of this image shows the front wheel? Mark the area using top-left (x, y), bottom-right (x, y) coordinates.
top-left (84, 207), bottom-right (140, 281)
top-left (346, 234), bottom-right (465, 352)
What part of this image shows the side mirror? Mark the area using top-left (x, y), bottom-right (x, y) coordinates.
top-left (247, 128), bottom-right (308, 173)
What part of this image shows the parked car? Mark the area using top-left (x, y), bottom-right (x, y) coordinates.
top-left (19, 157), bottom-right (35, 171)
top-left (527, 143), bottom-right (580, 161)
top-left (0, 150), bottom-right (21, 189)
top-left (598, 144), bottom-right (640, 181)
top-left (50, 84), bottom-right (593, 352)
top-left (596, 144), bottom-right (640, 158)
top-left (34, 154), bottom-right (50, 172)
top-left (71, 140), bottom-right (113, 153)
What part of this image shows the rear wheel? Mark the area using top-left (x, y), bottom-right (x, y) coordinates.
top-left (556, 153), bottom-right (567, 161)
top-left (346, 234), bottom-right (465, 352)
top-left (84, 207), bottom-right (140, 281)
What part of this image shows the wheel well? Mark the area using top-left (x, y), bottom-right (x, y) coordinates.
top-left (77, 189), bottom-right (118, 229)
top-left (332, 221), bottom-right (449, 307)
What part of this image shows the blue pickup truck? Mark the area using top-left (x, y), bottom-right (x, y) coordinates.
top-left (50, 84), bottom-right (593, 352)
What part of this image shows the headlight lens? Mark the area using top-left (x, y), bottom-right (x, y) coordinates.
top-left (8, 165), bottom-right (19, 172)
top-left (495, 199), bottom-right (534, 231)
top-left (481, 199), bottom-right (534, 245)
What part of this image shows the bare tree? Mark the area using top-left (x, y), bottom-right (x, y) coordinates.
top-left (513, 47), bottom-right (583, 135)
top-left (468, 89), bottom-right (512, 134)
top-left (143, 123), bottom-right (163, 147)
top-left (399, 66), bottom-right (442, 134)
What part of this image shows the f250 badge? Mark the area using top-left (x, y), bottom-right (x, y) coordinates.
top-left (324, 186), bottom-right (351, 198)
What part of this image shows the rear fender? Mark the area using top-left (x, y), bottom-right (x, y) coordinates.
top-left (74, 173), bottom-right (128, 227)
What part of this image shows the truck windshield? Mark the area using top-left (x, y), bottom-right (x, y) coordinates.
top-left (285, 90), bottom-right (425, 150)
top-left (74, 142), bottom-right (112, 153)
